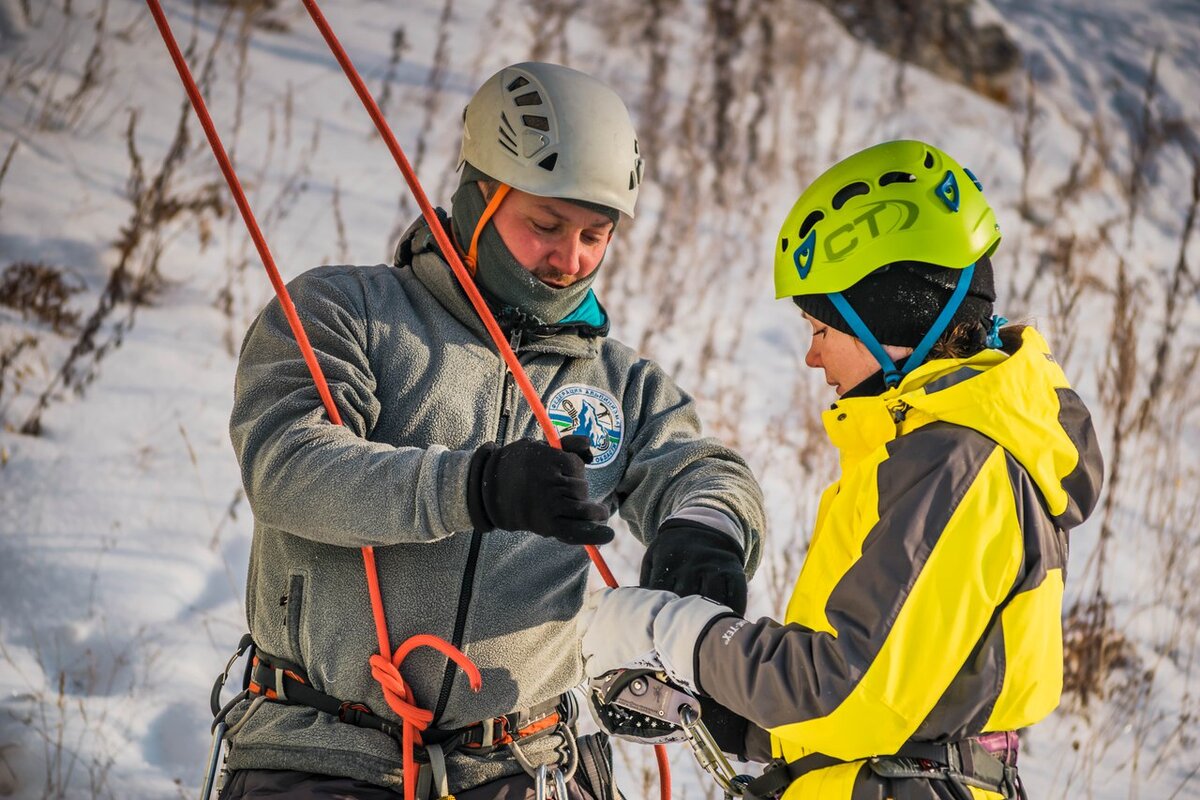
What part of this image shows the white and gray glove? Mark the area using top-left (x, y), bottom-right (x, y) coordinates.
top-left (579, 586), bottom-right (737, 694)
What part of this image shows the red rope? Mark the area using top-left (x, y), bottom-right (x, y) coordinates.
top-left (298, 0), bottom-right (621, 591)
top-left (145, 7), bottom-right (479, 800)
top-left (146, 1), bottom-right (341, 429)
top-left (297, 4), bottom-right (672, 795)
top-left (370, 635), bottom-right (483, 799)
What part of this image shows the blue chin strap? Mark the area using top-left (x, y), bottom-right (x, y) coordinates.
top-left (827, 262), bottom-right (978, 389)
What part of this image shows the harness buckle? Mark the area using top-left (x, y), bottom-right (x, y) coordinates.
top-left (337, 701), bottom-right (371, 725)
top-left (510, 721), bottom-right (579, 795)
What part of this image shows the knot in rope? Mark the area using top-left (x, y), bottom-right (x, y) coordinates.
top-left (367, 634), bottom-right (481, 800)
top-left (369, 653), bottom-right (436, 738)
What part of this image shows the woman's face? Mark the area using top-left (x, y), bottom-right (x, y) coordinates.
top-left (801, 313), bottom-right (911, 396)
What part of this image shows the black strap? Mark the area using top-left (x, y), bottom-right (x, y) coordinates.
top-left (744, 739), bottom-right (1018, 800)
top-left (744, 754), bottom-right (844, 799)
top-left (249, 653), bottom-right (407, 743)
top-left (246, 647), bottom-right (567, 756)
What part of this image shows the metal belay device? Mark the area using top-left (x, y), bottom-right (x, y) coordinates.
top-left (589, 669), bottom-right (753, 799)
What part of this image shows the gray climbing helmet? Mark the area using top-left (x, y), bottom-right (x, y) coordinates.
top-left (459, 62), bottom-right (644, 218)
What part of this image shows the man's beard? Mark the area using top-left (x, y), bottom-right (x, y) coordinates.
top-left (530, 266), bottom-right (581, 288)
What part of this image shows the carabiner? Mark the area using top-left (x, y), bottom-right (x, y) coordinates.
top-left (679, 704), bottom-right (751, 798)
top-left (535, 763), bottom-right (569, 800)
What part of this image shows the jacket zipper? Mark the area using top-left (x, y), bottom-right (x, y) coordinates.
top-left (432, 327), bottom-right (523, 722)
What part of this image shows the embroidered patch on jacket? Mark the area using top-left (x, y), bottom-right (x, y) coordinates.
top-left (547, 384), bottom-right (624, 468)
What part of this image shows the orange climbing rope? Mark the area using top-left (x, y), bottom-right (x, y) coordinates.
top-left (297, 0), bottom-right (624, 592)
top-left (145, 5), bottom-right (481, 800)
top-left (151, 0), bottom-right (669, 794)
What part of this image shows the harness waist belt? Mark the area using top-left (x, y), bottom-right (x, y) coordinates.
top-left (743, 733), bottom-right (1024, 800)
top-left (247, 650), bottom-right (566, 756)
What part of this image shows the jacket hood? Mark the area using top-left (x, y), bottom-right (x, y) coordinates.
top-left (826, 327), bottom-right (1103, 529)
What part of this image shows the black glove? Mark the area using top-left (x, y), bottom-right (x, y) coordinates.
top-left (639, 519), bottom-right (747, 615)
top-left (467, 435), bottom-right (615, 545)
top-left (697, 695), bottom-right (751, 759)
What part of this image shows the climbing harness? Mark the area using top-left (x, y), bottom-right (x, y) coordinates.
top-left (246, 645), bottom-right (571, 754)
top-left (510, 730), bottom-right (577, 800)
top-left (740, 732), bottom-right (1027, 800)
top-left (206, 636), bottom-right (576, 798)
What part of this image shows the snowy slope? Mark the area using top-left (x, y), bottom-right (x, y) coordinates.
top-left (1, 1), bottom-right (1198, 797)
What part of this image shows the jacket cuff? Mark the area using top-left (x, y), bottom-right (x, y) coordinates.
top-left (438, 448), bottom-right (477, 535)
top-left (663, 506), bottom-right (745, 556)
top-left (744, 722), bottom-right (773, 763)
top-left (652, 596), bottom-right (736, 694)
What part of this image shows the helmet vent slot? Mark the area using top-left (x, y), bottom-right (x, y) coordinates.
top-left (499, 125), bottom-right (517, 147)
top-left (923, 150), bottom-right (935, 169)
top-left (831, 182), bottom-right (869, 210)
top-left (506, 76), bottom-right (530, 92)
top-left (879, 171), bottom-right (916, 187)
top-left (514, 91), bottom-right (543, 107)
top-left (522, 115), bottom-right (550, 131)
top-left (780, 237), bottom-right (789, 253)
top-left (797, 210), bottom-right (824, 239)
top-left (500, 112), bottom-right (516, 135)
top-left (498, 138), bottom-right (518, 157)
top-left (538, 153), bottom-right (558, 171)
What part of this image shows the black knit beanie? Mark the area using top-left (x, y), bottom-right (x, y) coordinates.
top-left (792, 256), bottom-right (996, 348)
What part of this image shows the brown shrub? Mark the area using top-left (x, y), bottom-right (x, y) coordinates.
top-left (0, 262), bottom-right (82, 334)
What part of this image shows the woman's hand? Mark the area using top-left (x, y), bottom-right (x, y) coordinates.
top-left (578, 587), bottom-right (738, 693)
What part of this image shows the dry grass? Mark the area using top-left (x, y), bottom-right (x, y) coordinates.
top-left (0, 263), bottom-right (83, 334)
top-left (1062, 593), bottom-right (1150, 714)
top-left (19, 100), bottom-right (227, 434)
top-left (0, 140), bottom-right (18, 215)
top-left (2, 0), bottom-right (1198, 796)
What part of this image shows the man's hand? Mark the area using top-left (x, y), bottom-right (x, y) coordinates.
top-left (467, 435), bottom-right (614, 545)
top-left (640, 519), bottom-right (747, 615)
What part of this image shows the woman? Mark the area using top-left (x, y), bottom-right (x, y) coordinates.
top-left (580, 140), bottom-right (1103, 799)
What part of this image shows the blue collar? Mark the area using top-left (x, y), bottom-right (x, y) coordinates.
top-left (557, 289), bottom-right (608, 327)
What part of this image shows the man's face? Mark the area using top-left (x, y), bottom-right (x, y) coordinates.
top-left (483, 183), bottom-right (614, 288)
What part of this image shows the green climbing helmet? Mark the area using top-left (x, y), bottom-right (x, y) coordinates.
top-left (774, 140), bottom-right (1001, 299)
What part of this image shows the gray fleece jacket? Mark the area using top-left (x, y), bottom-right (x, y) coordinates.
top-left (224, 219), bottom-right (765, 791)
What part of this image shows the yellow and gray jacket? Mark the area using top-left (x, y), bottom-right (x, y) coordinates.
top-left (225, 218), bottom-right (765, 791)
top-left (694, 327), bottom-right (1102, 799)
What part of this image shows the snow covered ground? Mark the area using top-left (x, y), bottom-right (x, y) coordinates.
top-left (1, 0), bottom-right (1198, 797)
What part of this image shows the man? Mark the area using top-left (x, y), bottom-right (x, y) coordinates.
top-left (220, 62), bottom-right (765, 799)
